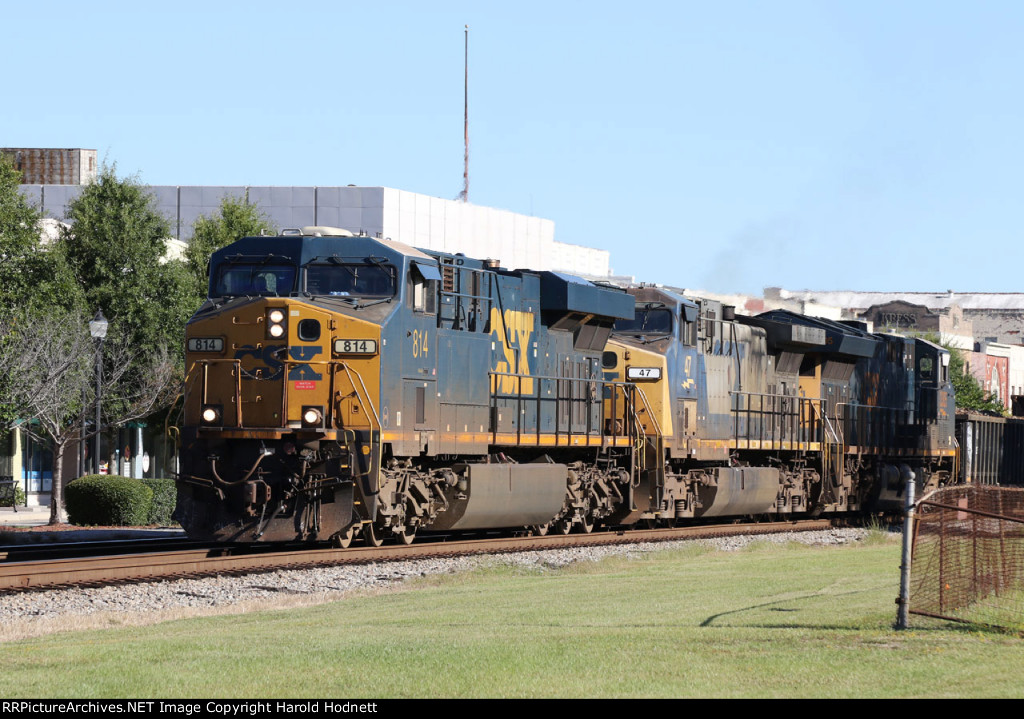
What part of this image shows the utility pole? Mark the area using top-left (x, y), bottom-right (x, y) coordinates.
top-left (459, 24), bottom-right (469, 203)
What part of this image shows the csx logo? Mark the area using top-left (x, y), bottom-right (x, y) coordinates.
top-left (235, 345), bottom-right (284, 379)
top-left (234, 345), bottom-right (323, 381)
top-left (491, 308), bottom-right (534, 394)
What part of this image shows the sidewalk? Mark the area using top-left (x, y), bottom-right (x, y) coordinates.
top-left (0, 504), bottom-right (53, 528)
top-left (0, 504), bottom-right (184, 542)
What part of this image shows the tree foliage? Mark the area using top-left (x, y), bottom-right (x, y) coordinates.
top-left (186, 195), bottom-right (276, 300)
top-left (947, 344), bottom-right (1006, 414)
top-left (61, 164), bottom-right (194, 356)
top-left (0, 164), bottom-right (189, 521)
top-left (0, 155), bottom-right (81, 316)
top-left (0, 155), bottom-right (41, 312)
top-left (0, 157), bottom-right (82, 429)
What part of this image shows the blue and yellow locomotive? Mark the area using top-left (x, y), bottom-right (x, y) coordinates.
top-left (175, 229), bottom-right (957, 544)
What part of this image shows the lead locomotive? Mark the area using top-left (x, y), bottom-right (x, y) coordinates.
top-left (175, 227), bottom-right (956, 544)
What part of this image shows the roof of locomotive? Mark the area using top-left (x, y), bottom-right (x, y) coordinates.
top-left (623, 285), bottom-right (700, 312)
top-left (745, 309), bottom-right (879, 358)
top-left (211, 230), bottom-right (633, 321)
top-left (212, 231), bottom-right (435, 267)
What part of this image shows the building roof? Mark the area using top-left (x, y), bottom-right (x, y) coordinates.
top-left (769, 289), bottom-right (1024, 311)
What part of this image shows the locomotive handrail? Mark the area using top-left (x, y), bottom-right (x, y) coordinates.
top-left (729, 390), bottom-right (827, 451)
top-left (627, 384), bottom-right (660, 480)
top-left (834, 401), bottom-right (926, 456)
top-left (334, 362), bottom-right (382, 491)
top-left (489, 369), bottom-right (641, 445)
top-left (628, 384), bottom-right (663, 437)
top-left (812, 404), bottom-right (842, 488)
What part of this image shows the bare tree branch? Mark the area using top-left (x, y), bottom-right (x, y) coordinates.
top-left (0, 309), bottom-right (180, 524)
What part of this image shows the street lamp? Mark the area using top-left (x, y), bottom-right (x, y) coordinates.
top-left (88, 310), bottom-right (108, 474)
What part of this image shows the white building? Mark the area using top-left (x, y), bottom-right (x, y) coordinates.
top-left (21, 184), bottom-right (613, 278)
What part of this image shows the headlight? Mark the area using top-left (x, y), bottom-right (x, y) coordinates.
top-left (266, 308), bottom-right (286, 339)
top-left (302, 406), bottom-right (324, 428)
top-left (201, 405), bottom-right (222, 425)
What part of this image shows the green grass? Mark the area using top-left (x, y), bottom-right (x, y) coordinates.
top-left (2, 537), bottom-right (1022, 698)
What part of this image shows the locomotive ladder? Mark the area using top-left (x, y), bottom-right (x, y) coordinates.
top-left (623, 384), bottom-right (661, 487)
top-left (810, 401), bottom-right (843, 489)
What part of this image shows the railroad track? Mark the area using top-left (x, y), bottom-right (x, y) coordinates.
top-left (0, 519), bottom-right (835, 593)
top-left (0, 536), bottom-right (201, 563)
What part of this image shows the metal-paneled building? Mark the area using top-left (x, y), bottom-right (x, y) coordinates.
top-left (19, 184), bottom-right (612, 278)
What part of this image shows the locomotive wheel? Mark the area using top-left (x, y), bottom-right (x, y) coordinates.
top-left (555, 517), bottom-right (573, 535)
top-left (334, 524), bottom-right (357, 549)
top-left (580, 514), bottom-right (595, 534)
top-left (396, 525), bottom-right (417, 545)
top-left (363, 522), bottom-right (384, 548)
top-left (532, 523), bottom-right (551, 536)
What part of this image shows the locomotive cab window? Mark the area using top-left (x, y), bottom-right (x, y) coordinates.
top-left (305, 262), bottom-right (396, 298)
top-left (614, 306), bottom-right (672, 335)
top-left (410, 262), bottom-right (440, 314)
top-left (681, 304), bottom-right (698, 346)
top-left (919, 356), bottom-right (934, 381)
top-left (213, 262), bottom-right (297, 298)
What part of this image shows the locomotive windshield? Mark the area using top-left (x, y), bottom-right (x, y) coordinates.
top-left (305, 263), bottom-right (396, 298)
top-left (212, 262), bottom-right (297, 297)
top-left (614, 307), bottom-right (673, 334)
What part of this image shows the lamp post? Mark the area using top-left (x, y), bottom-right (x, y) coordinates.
top-left (88, 310), bottom-right (108, 474)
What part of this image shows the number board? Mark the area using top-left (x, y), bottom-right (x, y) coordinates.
top-left (187, 337), bottom-right (224, 352)
top-left (626, 367), bottom-right (661, 380)
top-left (334, 339), bottom-right (378, 355)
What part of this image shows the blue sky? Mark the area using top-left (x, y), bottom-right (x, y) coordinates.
top-left (5, 1), bottom-right (1023, 294)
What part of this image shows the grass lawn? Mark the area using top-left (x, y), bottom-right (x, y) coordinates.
top-left (2, 535), bottom-right (1021, 698)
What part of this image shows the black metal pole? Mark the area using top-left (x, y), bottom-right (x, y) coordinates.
top-left (94, 337), bottom-right (102, 474)
top-left (79, 385), bottom-right (86, 477)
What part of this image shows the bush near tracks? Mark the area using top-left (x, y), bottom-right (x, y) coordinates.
top-left (140, 478), bottom-right (177, 526)
top-left (65, 475), bottom-right (153, 526)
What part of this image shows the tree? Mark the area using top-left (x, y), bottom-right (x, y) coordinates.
top-left (185, 195), bottom-right (277, 300)
top-left (0, 155), bottom-right (41, 312)
top-left (948, 344), bottom-right (1006, 414)
top-left (0, 155), bottom-right (81, 316)
top-left (0, 157), bottom-right (83, 431)
top-left (48, 165), bottom-right (199, 502)
top-left (0, 309), bottom-right (176, 523)
top-left (61, 164), bottom-right (194, 359)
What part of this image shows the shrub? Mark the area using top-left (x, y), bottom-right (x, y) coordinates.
top-left (140, 478), bottom-right (178, 527)
top-left (0, 481), bottom-right (25, 508)
top-left (65, 474), bottom-right (153, 526)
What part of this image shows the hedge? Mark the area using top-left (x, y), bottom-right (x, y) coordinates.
top-left (140, 478), bottom-right (178, 526)
top-left (65, 475), bottom-right (154, 526)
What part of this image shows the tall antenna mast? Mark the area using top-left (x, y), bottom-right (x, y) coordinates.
top-left (460, 24), bottom-right (470, 202)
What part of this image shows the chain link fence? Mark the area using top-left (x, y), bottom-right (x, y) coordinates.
top-left (909, 485), bottom-right (1024, 632)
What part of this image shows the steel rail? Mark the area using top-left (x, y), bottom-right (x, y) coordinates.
top-left (0, 519), bottom-right (835, 593)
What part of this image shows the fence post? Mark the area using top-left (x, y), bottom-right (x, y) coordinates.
top-left (896, 470), bottom-right (917, 630)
